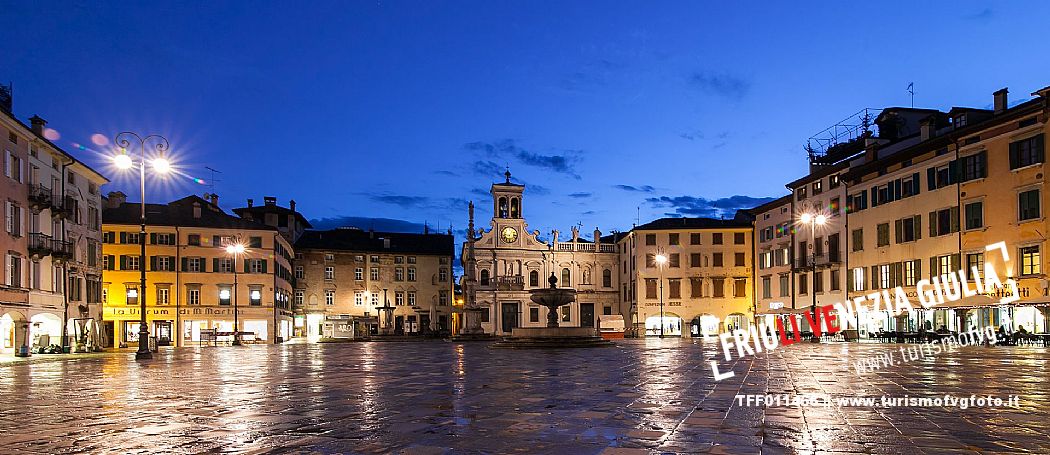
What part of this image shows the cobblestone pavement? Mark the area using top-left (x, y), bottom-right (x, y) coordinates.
top-left (0, 339), bottom-right (1048, 454)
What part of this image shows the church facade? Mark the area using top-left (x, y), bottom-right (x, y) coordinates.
top-left (461, 172), bottom-right (622, 335)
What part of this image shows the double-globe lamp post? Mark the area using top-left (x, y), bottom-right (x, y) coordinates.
top-left (112, 133), bottom-right (171, 361)
top-left (655, 252), bottom-right (668, 338)
top-left (225, 241), bottom-right (246, 346)
top-left (798, 212), bottom-right (827, 342)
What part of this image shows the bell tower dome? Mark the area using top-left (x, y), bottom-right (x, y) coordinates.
top-left (491, 169), bottom-right (525, 220)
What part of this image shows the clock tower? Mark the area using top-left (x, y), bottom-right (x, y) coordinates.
top-left (491, 169), bottom-right (527, 246)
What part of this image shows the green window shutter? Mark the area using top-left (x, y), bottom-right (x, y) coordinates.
top-left (149, 256), bottom-right (157, 271)
top-left (244, 259), bottom-right (250, 273)
top-left (119, 255), bottom-right (126, 270)
top-left (149, 233), bottom-right (157, 244)
top-left (951, 254), bottom-right (961, 272)
top-left (978, 152), bottom-right (988, 178)
top-left (1037, 134), bottom-right (1045, 163)
top-left (870, 266), bottom-right (878, 289)
top-left (213, 258), bottom-right (220, 273)
top-left (106, 255), bottom-right (115, 270)
top-left (212, 235), bottom-right (221, 246)
top-left (928, 211), bottom-right (937, 237)
top-left (926, 167), bottom-right (936, 191)
top-left (119, 232), bottom-right (127, 244)
top-left (262, 260), bottom-right (268, 274)
top-left (948, 160), bottom-right (959, 184)
top-left (181, 257), bottom-right (188, 271)
top-left (913, 260), bottom-right (921, 280)
top-left (1009, 141), bottom-right (1020, 169)
top-left (912, 172), bottom-right (921, 195)
top-left (950, 206), bottom-right (960, 233)
top-left (846, 269), bottom-right (854, 290)
top-left (201, 258), bottom-right (207, 273)
top-left (914, 215), bottom-right (922, 240)
top-left (930, 257), bottom-right (937, 279)
top-left (894, 219), bottom-right (902, 244)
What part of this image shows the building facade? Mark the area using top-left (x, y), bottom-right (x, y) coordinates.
top-left (751, 195), bottom-right (793, 316)
top-left (294, 228), bottom-right (454, 338)
top-left (101, 193), bottom-right (295, 347)
top-left (461, 172), bottom-right (621, 335)
top-left (1, 99), bottom-right (107, 356)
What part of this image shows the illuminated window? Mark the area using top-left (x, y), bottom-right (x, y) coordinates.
top-left (1020, 246), bottom-right (1041, 276)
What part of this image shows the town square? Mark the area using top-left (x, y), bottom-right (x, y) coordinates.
top-left (2, 1), bottom-right (1050, 453)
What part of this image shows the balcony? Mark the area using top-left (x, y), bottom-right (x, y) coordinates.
top-left (28, 233), bottom-right (53, 257)
top-left (479, 275), bottom-right (524, 291)
top-left (51, 238), bottom-right (74, 260)
top-left (27, 184), bottom-right (52, 210)
top-left (51, 196), bottom-right (77, 219)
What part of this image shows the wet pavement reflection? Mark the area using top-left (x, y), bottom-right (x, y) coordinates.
top-left (0, 339), bottom-right (1047, 454)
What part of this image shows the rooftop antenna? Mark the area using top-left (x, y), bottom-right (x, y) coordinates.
top-left (204, 166), bottom-right (222, 193)
top-left (907, 82), bottom-right (915, 108)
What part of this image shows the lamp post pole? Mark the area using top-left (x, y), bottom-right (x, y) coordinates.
top-left (810, 220), bottom-right (818, 342)
top-left (115, 132), bottom-right (169, 361)
top-left (659, 263), bottom-right (665, 338)
top-left (232, 250), bottom-right (241, 346)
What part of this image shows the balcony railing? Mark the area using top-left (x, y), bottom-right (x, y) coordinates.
top-left (51, 238), bottom-right (74, 260)
top-left (494, 275), bottom-right (524, 291)
top-left (52, 196), bottom-right (77, 219)
top-left (27, 184), bottom-right (52, 210)
top-left (554, 243), bottom-right (614, 253)
top-left (28, 232), bottom-right (53, 257)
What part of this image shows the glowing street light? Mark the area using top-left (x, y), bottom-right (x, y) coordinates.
top-left (225, 241), bottom-right (247, 346)
top-left (655, 252), bottom-right (668, 338)
top-left (112, 132), bottom-right (171, 361)
top-left (798, 210), bottom-right (828, 342)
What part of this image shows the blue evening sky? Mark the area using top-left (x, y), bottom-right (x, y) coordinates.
top-left (2, 1), bottom-right (1047, 239)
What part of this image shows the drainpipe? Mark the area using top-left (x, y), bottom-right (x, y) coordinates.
top-left (60, 159), bottom-right (69, 353)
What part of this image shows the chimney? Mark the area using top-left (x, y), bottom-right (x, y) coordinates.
top-left (369, 228), bottom-right (375, 239)
top-left (264, 196), bottom-right (277, 206)
top-left (192, 202), bottom-right (202, 219)
top-left (994, 88), bottom-right (1009, 114)
top-left (105, 191), bottom-right (127, 208)
top-left (289, 199), bottom-right (296, 212)
top-left (29, 115), bottom-right (46, 135)
top-left (206, 193), bottom-right (219, 206)
top-left (247, 198), bottom-right (254, 208)
top-left (864, 138), bottom-right (879, 163)
top-left (0, 83), bottom-right (11, 114)
top-left (920, 117), bottom-right (933, 141)
top-left (383, 238), bottom-right (391, 249)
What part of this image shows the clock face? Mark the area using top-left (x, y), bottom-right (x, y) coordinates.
top-left (501, 226), bottom-right (518, 243)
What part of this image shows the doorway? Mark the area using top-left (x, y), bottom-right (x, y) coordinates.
top-left (501, 302), bottom-right (518, 333)
top-left (580, 303), bottom-right (595, 328)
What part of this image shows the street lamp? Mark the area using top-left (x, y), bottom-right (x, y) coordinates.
top-left (113, 132), bottom-right (171, 360)
top-left (655, 253), bottom-right (668, 338)
top-left (798, 211), bottom-right (827, 342)
top-left (225, 241), bottom-right (246, 346)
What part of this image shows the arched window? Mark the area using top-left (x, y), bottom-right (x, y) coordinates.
top-left (480, 269), bottom-right (490, 286)
top-left (602, 269), bottom-right (612, 288)
top-left (561, 268), bottom-right (571, 286)
top-left (498, 197), bottom-right (508, 218)
top-left (510, 198), bottom-right (520, 218)
top-left (529, 270), bottom-right (539, 287)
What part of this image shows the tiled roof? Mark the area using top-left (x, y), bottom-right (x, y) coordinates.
top-left (295, 228), bottom-right (454, 256)
top-left (633, 217), bottom-right (752, 231)
top-left (103, 195), bottom-right (276, 231)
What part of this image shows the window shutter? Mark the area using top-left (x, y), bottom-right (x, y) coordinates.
top-left (948, 160), bottom-right (959, 184)
top-left (928, 211), bottom-right (937, 237)
top-left (4, 254), bottom-right (10, 286)
top-left (950, 254), bottom-right (961, 272)
top-left (870, 266), bottom-right (878, 289)
top-left (106, 255), bottom-right (114, 270)
top-left (1009, 141), bottom-right (1020, 169)
top-left (119, 232), bottom-right (127, 244)
top-left (870, 187), bottom-right (878, 206)
top-left (914, 260), bottom-right (921, 280)
top-left (914, 215), bottom-right (922, 240)
top-left (119, 255), bottom-right (127, 270)
top-left (930, 257), bottom-right (937, 279)
top-left (213, 258), bottom-right (220, 272)
top-left (149, 256), bottom-right (157, 271)
top-left (149, 233), bottom-right (157, 244)
top-left (201, 258), bottom-right (207, 272)
top-left (262, 260), bottom-right (268, 274)
top-left (213, 235), bottom-right (221, 246)
top-left (893, 179), bottom-right (902, 201)
top-left (846, 269), bottom-right (854, 290)
top-left (894, 219), bottom-right (902, 244)
top-left (1037, 134), bottom-right (1045, 164)
top-left (244, 259), bottom-right (250, 273)
top-left (978, 152), bottom-right (988, 178)
top-left (181, 257), bottom-right (188, 271)
top-left (950, 206), bottom-right (960, 233)
top-left (927, 167), bottom-right (936, 190)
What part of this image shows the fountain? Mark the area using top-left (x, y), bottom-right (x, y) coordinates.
top-left (492, 272), bottom-right (612, 348)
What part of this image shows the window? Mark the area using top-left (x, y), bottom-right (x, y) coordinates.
top-left (669, 253), bottom-right (680, 268)
top-left (355, 267), bottom-right (363, 280)
top-left (734, 278), bottom-right (746, 297)
top-left (690, 278), bottom-right (703, 298)
top-left (530, 307), bottom-right (540, 323)
top-left (712, 278), bottom-right (725, 298)
top-left (779, 275), bottom-right (789, 297)
top-left (852, 229), bottom-right (863, 252)
top-left (248, 259), bottom-right (265, 274)
top-left (325, 290), bottom-right (334, 305)
top-left (371, 267), bottom-right (380, 280)
top-left (187, 286), bottom-right (201, 305)
top-left (1009, 134), bottom-right (1044, 169)
top-left (480, 269), bottom-right (489, 286)
top-left (929, 207), bottom-right (960, 236)
top-left (602, 269), bottom-right (611, 287)
top-left (394, 256), bottom-right (404, 264)
top-left (216, 258), bottom-right (233, 273)
top-left (395, 291), bottom-right (404, 306)
top-left (850, 268), bottom-right (865, 292)
top-left (645, 234), bottom-right (656, 245)
top-left (188, 234), bottom-right (200, 246)
top-left (712, 233), bottom-right (723, 245)
top-left (1020, 246), bottom-right (1041, 276)
top-left (219, 286), bottom-right (232, 306)
top-left (813, 271), bottom-right (823, 293)
top-left (124, 255), bottom-right (140, 271)
top-left (690, 233), bottom-right (701, 245)
top-left (847, 190), bottom-right (868, 213)
top-left (894, 215), bottom-right (921, 243)
top-left (830, 269), bottom-right (840, 291)
top-left (668, 279), bottom-right (681, 299)
top-left (407, 256), bottom-right (416, 264)
top-left (734, 233), bottom-right (745, 245)
top-left (296, 291), bottom-right (304, 306)
top-left (668, 233), bottom-right (679, 245)
top-left (960, 152), bottom-right (987, 182)
top-left (156, 256), bottom-right (172, 271)
top-left (439, 290), bottom-right (449, 306)
top-left (408, 292), bottom-right (416, 306)
top-left (1019, 189), bottom-right (1041, 221)
top-left (798, 274), bottom-right (808, 295)
top-left (876, 223), bottom-right (889, 247)
top-left (371, 293), bottom-right (379, 306)
top-left (407, 267), bottom-right (416, 281)
top-left (932, 254), bottom-right (956, 278)
top-left (829, 174), bottom-right (840, 188)
top-left (812, 180), bottom-right (822, 195)
top-left (325, 253), bottom-right (334, 262)
top-left (439, 257), bottom-right (449, 265)
top-left (355, 255), bottom-right (365, 262)
top-left (248, 236), bottom-right (263, 248)
top-left (712, 253), bottom-right (723, 267)
top-left (354, 291), bottom-right (364, 306)
top-left (965, 201), bottom-right (983, 230)
top-left (249, 287), bottom-right (262, 306)
top-left (395, 267), bottom-right (404, 281)
top-left (966, 253), bottom-right (983, 279)
top-left (295, 266), bottom-right (304, 279)
top-left (690, 253), bottom-right (701, 267)
top-left (561, 268), bottom-right (570, 286)
top-left (645, 278), bottom-right (657, 299)
top-left (879, 265), bottom-right (890, 289)
top-left (796, 186), bottom-right (807, 200)
top-left (324, 266), bottom-right (334, 281)
top-left (761, 277), bottom-right (771, 299)
top-left (734, 252), bottom-right (745, 267)
top-left (370, 255), bottom-right (379, 263)
top-left (153, 233), bottom-right (174, 245)
top-left (439, 268), bottom-right (448, 282)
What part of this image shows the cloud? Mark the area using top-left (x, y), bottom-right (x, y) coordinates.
top-left (965, 8), bottom-right (993, 22)
top-left (470, 188), bottom-right (490, 198)
top-left (368, 194), bottom-right (468, 213)
top-left (370, 195), bottom-right (429, 208)
top-left (527, 184), bottom-right (551, 196)
top-left (568, 192), bottom-right (592, 198)
top-left (613, 184), bottom-right (656, 193)
top-left (646, 195), bottom-right (775, 218)
top-left (688, 71), bottom-right (751, 100)
top-left (465, 139), bottom-right (582, 179)
top-left (679, 130), bottom-right (705, 141)
top-left (309, 216), bottom-right (427, 233)
top-left (433, 170), bottom-right (458, 176)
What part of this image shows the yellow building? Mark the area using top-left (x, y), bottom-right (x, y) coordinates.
top-left (101, 193), bottom-right (295, 347)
